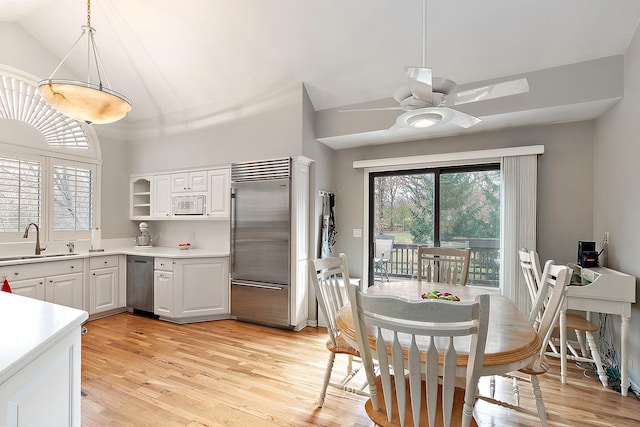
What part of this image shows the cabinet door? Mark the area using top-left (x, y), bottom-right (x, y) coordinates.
top-left (177, 258), bottom-right (229, 318)
top-left (10, 277), bottom-right (45, 300)
top-left (172, 171), bottom-right (207, 192)
top-left (47, 272), bottom-right (83, 310)
top-left (189, 171), bottom-right (207, 192)
top-left (207, 169), bottom-right (230, 218)
top-left (171, 173), bottom-right (189, 192)
top-left (153, 174), bottom-right (172, 218)
top-left (154, 270), bottom-right (174, 317)
top-left (90, 267), bottom-right (119, 314)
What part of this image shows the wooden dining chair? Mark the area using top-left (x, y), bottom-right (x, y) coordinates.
top-left (518, 249), bottom-right (607, 388)
top-left (417, 246), bottom-right (472, 286)
top-left (479, 262), bottom-right (573, 427)
top-left (347, 281), bottom-right (490, 427)
top-left (308, 254), bottom-right (368, 407)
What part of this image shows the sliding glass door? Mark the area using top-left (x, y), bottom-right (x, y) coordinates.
top-left (369, 164), bottom-right (500, 286)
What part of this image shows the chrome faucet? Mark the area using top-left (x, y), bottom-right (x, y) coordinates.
top-left (23, 223), bottom-right (47, 255)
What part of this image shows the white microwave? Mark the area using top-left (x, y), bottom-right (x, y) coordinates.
top-left (173, 194), bottom-right (206, 215)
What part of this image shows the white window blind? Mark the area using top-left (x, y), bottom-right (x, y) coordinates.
top-left (0, 156), bottom-right (41, 232)
top-left (52, 163), bottom-right (94, 232)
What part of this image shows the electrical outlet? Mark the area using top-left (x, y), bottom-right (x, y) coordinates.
top-left (352, 228), bottom-right (362, 238)
top-left (604, 232), bottom-right (609, 245)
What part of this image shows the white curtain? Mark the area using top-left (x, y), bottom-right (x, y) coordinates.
top-left (500, 154), bottom-right (538, 313)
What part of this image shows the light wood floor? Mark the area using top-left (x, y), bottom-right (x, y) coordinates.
top-left (81, 313), bottom-right (640, 426)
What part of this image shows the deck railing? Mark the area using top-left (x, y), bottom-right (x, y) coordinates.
top-left (376, 238), bottom-right (500, 287)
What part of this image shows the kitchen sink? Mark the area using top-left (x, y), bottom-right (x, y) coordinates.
top-left (0, 253), bottom-right (78, 262)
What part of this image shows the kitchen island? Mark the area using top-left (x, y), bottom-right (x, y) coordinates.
top-left (0, 292), bottom-right (88, 427)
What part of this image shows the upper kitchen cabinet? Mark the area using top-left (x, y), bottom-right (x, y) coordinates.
top-left (130, 177), bottom-right (152, 220)
top-left (152, 174), bottom-right (172, 219)
top-left (130, 165), bottom-right (231, 220)
top-left (206, 167), bottom-right (230, 219)
top-left (171, 171), bottom-right (207, 192)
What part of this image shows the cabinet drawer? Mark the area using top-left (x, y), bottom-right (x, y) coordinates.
top-left (154, 258), bottom-right (174, 271)
top-left (90, 255), bottom-right (119, 270)
top-left (0, 259), bottom-right (83, 281)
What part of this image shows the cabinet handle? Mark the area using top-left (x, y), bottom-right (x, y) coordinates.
top-left (14, 272), bottom-right (18, 276)
top-left (70, 266), bottom-right (75, 269)
top-left (104, 261), bottom-right (108, 264)
top-left (92, 273), bottom-right (96, 276)
top-left (49, 280), bottom-right (53, 283)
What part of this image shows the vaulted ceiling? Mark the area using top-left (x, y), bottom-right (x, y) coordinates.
top-left (2, 0), bottom-right (640, 148)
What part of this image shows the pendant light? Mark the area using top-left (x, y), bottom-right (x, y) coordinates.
top-left (38, 0), bottom-right (131, 124)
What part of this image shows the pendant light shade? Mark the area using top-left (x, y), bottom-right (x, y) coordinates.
top-left (38, 1), bottom-right (131, 124)
top-left (39, 80), bottom-right (131, 125)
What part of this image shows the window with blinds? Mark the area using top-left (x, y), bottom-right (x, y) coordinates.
top-left (0, 156), bottom-right (41, 232)
top-left (52, 164), bottom-right (93, 231)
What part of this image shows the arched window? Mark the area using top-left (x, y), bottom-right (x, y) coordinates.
top-left (0, 65), bottom-right (102, 243)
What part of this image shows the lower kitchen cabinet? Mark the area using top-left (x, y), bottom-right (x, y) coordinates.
top-left (154, 257), bottom-right (229, 323)
top-left (154, 267), bottom-right (174, 317)
top-left (47, 272), bottom-right (83, 310)
top-left (88, 255), bottom-right (121, 315)
top-left (3, 260), bottom-right (84, 311)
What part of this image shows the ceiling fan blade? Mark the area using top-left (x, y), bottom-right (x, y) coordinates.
top-left (338, 106), bottom-right (410, 113)
top-left (453, 78), bottom-right (529, 105)
top-left (447, 108), bottom-right (482, 128)
top-left (406, 67), bottom-right (433, 102)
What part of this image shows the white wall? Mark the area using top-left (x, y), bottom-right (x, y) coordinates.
top-left (593, 22), bottom-right (640, 390)
top-left (329, 121), bottom-right (595, 280)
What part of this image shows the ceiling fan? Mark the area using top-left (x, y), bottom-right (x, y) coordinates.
top-left (341, 0), bottom-right (529, 131)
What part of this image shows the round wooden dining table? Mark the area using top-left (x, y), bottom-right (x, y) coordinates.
top-left (336, 280), bottom-right (542, 375)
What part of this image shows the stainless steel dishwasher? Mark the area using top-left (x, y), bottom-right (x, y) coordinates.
top-left (126, 255), bottom-right (154, 314)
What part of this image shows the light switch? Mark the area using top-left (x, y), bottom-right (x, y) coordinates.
top-left (353, 228), bottom-right (362, 238)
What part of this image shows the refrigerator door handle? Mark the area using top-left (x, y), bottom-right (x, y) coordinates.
top-left (230, 187), bottom-right (236, 274)
top-left (232, 280), bottom-right (285, 291)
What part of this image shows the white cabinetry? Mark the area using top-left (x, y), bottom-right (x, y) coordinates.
top-left (291, 158), bottom-right (310, 329)
top-left (152, 174), bottom-right (172, 218)
top-left (207, 167), bottom-right (230, 219)
top-left (130, 177), bottom-right (152, 220)
top-left (0, 293), bottom-right (87, 427)
top-left (171, 171), bottom-right (207, 192)
top-left (1, 259), bottom-right (84, 310)
top-left (89, 255), bottom-right (120, 315)
top-left (154, 257), bottom-right (229, 323)
top-left (130, 165), bottom-right (231, 221)
top-left (154, 258), bottom-right (174, 317)
top-left (10, 278), bottom-right (45, 300)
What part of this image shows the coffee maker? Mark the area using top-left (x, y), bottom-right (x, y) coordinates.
top-left (135, 222), bottom-right (153, 247)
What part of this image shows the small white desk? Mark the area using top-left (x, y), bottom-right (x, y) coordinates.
top-left (561, 265), bottom-right (636, 396)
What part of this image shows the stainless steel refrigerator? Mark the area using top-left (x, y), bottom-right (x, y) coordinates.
top-left (230, 158), bottom-right (291, 328)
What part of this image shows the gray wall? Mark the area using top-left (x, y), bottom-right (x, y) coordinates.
top-left (593, 22), bottom-right (640, 389)
top-left (97, 133), bottom-right (137, 239)
top-left (329, 121), bottom-right (595, 280)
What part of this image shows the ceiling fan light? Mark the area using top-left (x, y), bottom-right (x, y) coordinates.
top-left (38, 80), bottom-right (132, 124)
top-left (406, 112), bottom-right (442, 128)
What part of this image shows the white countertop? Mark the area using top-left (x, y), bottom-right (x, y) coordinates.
top-left (0, 246), bottom-right (230, 267)
top-left (0, 292), bottom-right (88, 384)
